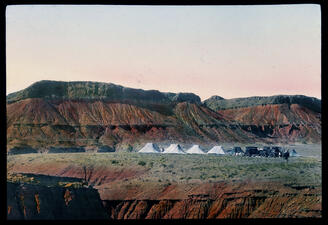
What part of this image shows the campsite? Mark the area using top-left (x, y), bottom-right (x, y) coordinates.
top-left (138, 142), bottom-right (302, 160)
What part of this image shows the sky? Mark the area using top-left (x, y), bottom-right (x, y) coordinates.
top-left (6, 5), bottom-right (321, 100)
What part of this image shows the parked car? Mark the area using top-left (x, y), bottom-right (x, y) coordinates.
top-left (245, 146), bottom-right (259, 157)
top-left (258, 149), bottom-right (267, 157)
top-left (259, 146), bottom-right (276, 157)
top-left (232, 147), bottom-right (244, 155)
top-left (272, 146), bottom-right (283, 157)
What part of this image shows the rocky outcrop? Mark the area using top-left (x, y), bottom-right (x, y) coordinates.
top-left (7, 182), bottom-right (108, 220)
top-left (166, 92), bottom-right (201, 104)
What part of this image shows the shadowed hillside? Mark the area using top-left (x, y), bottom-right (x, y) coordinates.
top-left (203, 95), bottom-right (321, 112)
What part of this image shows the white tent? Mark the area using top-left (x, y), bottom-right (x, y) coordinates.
top-left (163, 144), bottom-right (186, 154)
top-left (186, 145), bottom-right (205, 154)
top-left (207, 146), bottom-right (225, 155)
top-left (138, 143), bottom-right (161, 153)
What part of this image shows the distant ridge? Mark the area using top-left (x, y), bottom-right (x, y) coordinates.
top-left (6, 80), bottom-right (201, 105)
top-left (7, 81), bottom-right (320, 113)
top-left (203, 95), bottom-right (321, 113)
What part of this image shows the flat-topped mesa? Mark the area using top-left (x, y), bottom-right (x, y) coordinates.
top-left (6, 80), bottom-right (201, 105)
top-left (203, 95), bottom-right (321, 113)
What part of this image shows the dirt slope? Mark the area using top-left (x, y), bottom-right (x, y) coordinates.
top-left (217, 104), bottom-right (321, 143)
top-left (6, 99), bottom-right (259, 151)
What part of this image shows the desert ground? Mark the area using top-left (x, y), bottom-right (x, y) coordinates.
top-left (7, 144), bottom-right (321, 219)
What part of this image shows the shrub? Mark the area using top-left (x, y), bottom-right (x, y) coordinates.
top-left (112, 160), bottom-right (119, 164)
top-left (127, 145), bottom-right (133, 152)
top-left (138, 161), bottom-right (146, 166)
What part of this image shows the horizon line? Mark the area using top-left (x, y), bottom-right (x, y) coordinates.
top-left (6, 79), bottom-right (322, 101)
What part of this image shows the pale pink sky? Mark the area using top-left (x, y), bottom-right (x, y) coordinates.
top-left (6, 5), bottom-right (321, 100)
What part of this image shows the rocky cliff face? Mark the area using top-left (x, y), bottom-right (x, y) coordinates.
top-left (7, 180), bottom-right (321, 219)
top-left (6, 81), bottom-right (321, 152)
top-left (102, 192), bottom-right (321, 219)
top-left (101, 181), bottom-right (321, 219)
top-left (7, 182), bottom-right (108, 220)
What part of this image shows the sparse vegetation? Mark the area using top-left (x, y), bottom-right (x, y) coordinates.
top-left (7, 172), bottom-right (84, 188)
top-left (7, 145), bottom-right (321, 188)
top-left (112, 160), bottom-right (119, 164)
top-left (58, 182), bottom-right (83, 188)
top-left (127, 145), bottom-right (133, 153)
top-left (7, 173), bottom-right (39, 184)
top-left (82, 165), bottom-right (94, 186)
top-left (138, 161), bottom-right (146, 166)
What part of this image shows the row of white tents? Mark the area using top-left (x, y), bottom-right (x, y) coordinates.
top-left (138, 143), bottom-right (225, 155)
top-left (138, 143), bottom-right (301, 157)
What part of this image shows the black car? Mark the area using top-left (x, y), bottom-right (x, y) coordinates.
top-left (272, 146), bottom-right (282, 157)
top-left (258, 149), bottom-right (267, 157)
top-left (245, 146), bottom-right (259, 157)
top-left (260, 146), bottom-right (273, 157)
top-left (232, 147), bottom-right (244, 155)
